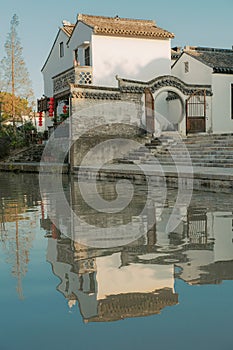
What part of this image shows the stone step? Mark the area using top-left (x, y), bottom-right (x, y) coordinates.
top-left (155, 153), bottom-right (233, 160)
top-left (8, 145), bottom-right (45, 163)
top-left (186, 134), bottom-right (233, 139)
top-left (145, 155), bottom-right (233, 163)
top-left (184, 142), bottom-right (233, 147)
top-left (116, 133), bottom-right (233, 169)
top-left (171, 146), bottom-right (233, 151)
top-left (149, 160), bottom-right (233, 168)
top-left (155, 148), bottom-right (233, 154)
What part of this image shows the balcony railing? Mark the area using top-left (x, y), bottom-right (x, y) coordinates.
top-left (53, 66), bottom-right (92, 95)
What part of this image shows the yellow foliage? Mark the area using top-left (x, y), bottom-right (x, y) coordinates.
top-left (0, 91), bottom-right (32, 121)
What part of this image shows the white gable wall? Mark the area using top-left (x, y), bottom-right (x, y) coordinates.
top-left (92, 35), bottom-right (171, 87)
top-left (67, 22), bottom-right (93, 66)
top-left (212, 74), bottom-right (233, 133)
top-left (172, 53), bottom-right (212, 85)
top-left (42, 30), bottom-right (73, 97)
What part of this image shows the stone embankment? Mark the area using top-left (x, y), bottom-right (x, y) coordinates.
top-left (75, 133), bottom-right (233, 192)
top-left (1, 133), bottom-right (233, 190)
top-left (0, 144), bottom-right (68, 173)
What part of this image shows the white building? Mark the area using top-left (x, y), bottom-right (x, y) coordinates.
top-left (39, 14), bottom-right (174, 129)
top-left (172, 46), bottom-right (233, 134)
top-left (41, 14), bottom-right (174, 97)
top-left (40, 14), bottom-right (233, 138)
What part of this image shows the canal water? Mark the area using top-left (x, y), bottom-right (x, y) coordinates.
top-left (0, 173), bottom-right (233, 350)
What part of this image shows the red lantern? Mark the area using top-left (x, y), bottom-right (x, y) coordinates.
top-left (38, 111), bottom-right (43, 126)
top-left (48, 97), bottom-right (55, 117)
top-left (63, 104), bottom-right (68, 115)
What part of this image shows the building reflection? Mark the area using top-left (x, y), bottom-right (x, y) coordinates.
top-left (43, 179), bottom-right (233, 322)
top-left (46, 236), bottom-right (178, 322)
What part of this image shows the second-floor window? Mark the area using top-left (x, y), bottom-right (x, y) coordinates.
top-left (74, 49), bottom-right (78, 63)
top-left (84, 46), bottom-right (90, 66)
top-left (60, 42), bottom-right (64, 58)
top-left (184, 61), bottom-right (189, 73)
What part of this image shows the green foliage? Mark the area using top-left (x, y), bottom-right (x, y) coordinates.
top-left (0, 122), bottom-right (37, 159)
top-left (0, 134), bottom-right (11, 159)
top-left (59, 113), bottom-right (69, 122)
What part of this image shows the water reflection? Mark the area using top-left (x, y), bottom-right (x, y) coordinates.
top-left (42, 177), bottom-right (233, 322)
top-left (0, 174), bottom-right (41, 299)
top-left (1, 173), bottom-right (233, 323)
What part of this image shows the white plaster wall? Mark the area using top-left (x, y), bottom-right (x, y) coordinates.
top-left (155, 92), bottom-right (183, 131)
top-left (42, 30), bottom-right (73, 97)
top-left (178, 250), bottom-right (214, 284)
top-left (212, 74), bottom-right (233, 133)
top-left (96, 253), bottom-right (175, 300)
top-left (211, 212), bottom-right (233, 262)
top-left (153, 86), bottom-right (186, 135)
top-left (67, 22), bottom-right (93, 66)
top-left (172, 53), bottom-right (212, 85)
top-left (46, 238), bottom-right (98, 318)
top-left (42, 22), bottom-right (93, 97)
top-left (92, 35), bottom-right (171, 87)
top-left (205, 95), bottom-right (213, 133)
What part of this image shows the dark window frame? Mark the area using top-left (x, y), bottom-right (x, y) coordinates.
top-left (74, 49), bottom-right (78, 63)
top-left (59, 42), bottom-right (64, 58)
top-left (84, 46), bottom-right (91, 66)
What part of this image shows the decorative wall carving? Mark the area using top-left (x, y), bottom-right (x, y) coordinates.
top-left (53, 67), bottom-right (93, 94)
top-left (119, 75), bottom-right (213, 96)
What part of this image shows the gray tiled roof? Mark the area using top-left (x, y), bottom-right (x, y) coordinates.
top-left (186, 47), bottom-right (233, 73)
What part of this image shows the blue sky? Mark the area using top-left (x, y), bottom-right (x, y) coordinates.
top-left (1, 0), bottom-right (233, 102)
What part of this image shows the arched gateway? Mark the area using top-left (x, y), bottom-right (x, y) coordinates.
top-left (118, 75), bottom-right (212, 135)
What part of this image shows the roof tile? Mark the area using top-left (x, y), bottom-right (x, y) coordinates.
top-left (77, 14), bottom-right (174, 39)
top-left (185, 47), bottom-right (233, 73)
top-left (61, 24), bottom-right (75, 37)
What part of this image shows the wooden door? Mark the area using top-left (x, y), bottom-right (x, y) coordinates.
top-left (145, 88), bottom-right (155, 134)
top-left (186, 91), bottom-right (206, 134)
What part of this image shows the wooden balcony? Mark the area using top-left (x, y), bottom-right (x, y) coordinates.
top-left (53, 66), bottom-right (92, 95)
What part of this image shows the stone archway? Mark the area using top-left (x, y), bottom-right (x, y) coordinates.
top-left (153, 86), bottom-right (186, 132)
top-left (113, 75), bottom-right (212, 135)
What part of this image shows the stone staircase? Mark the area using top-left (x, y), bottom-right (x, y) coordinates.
top-left (119, 133), bottom-right (179, 165)
top-left (119, 133), bottom-right (233, 168)
top-left (6, 144), bottom-right (45, 163)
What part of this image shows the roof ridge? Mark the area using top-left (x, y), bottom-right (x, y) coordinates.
top-left (77, 13), bottom-right (156, 25)
top-left (184, 46), bottom-right (233, 54)
top-left (76, 13), bottom-right (174, 39)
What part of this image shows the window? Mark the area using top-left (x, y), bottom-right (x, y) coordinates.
top-left (74, 49), bottom-right (78, 62)
top-left (184, 61), bottom-right (189, 73)
top-left (84, 46), bottom-right (90, 66)
top-left (73, 49), bottom-right (79, 66)
top-left (59, 42), bottom-right (64, 58)
top-left (231, 84), bottom-right (233, 119)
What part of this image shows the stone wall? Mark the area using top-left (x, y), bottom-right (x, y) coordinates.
top-left (70, 85), bottom-right (144, 167)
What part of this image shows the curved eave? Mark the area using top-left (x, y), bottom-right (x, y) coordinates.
top-left (93, 27), bottom-right (174, 39)
top-left (213, 67), bottom-right (233, 74)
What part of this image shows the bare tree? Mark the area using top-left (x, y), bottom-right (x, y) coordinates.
top-left (1, 14), bottom-right (34, 125)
